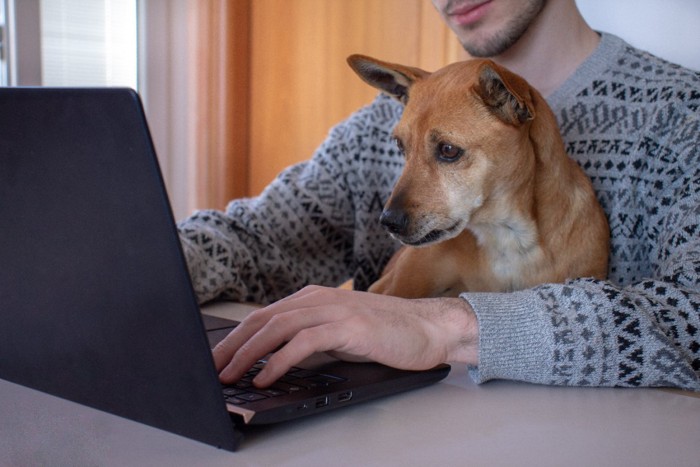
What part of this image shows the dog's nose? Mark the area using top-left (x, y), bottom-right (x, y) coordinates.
top-left (380, 209), bottom-right (409, 236)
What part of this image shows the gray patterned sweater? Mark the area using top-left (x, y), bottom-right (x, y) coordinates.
top-left (178, 34), bottom-right (700, 390)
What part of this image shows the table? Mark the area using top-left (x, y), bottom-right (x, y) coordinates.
top-left (1, 302), bottom-right (698, 466)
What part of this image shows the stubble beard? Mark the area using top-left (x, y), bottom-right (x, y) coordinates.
top-left (459, 0), bottom-right (546, 57)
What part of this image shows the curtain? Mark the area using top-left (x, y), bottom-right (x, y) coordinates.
top-left (192, 0), bottom-right (250, 210)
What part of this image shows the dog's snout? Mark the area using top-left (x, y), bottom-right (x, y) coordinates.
top-left (380, 209), bottom-right (409, 236)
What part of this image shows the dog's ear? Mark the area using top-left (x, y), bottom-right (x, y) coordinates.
top-left (475, 61), bottom-right (535, 125)
top-left (347, 54), bottom-right (429, 105)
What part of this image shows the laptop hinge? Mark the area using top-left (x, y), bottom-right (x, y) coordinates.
top-left (226, 403), bottom-right (256, 424)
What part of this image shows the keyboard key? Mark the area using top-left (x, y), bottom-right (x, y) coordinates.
top-left (222, 360), bottom-right (347, 405)
top-left (224, 396), bottom-right (247, 405)
top-left (233, 380), bottom-right (253, 389)
top-left (256, 388), bottom-right (287, 397)
top-left (236, 392), bottom-right (268, 402)
top-left (222, 387), bottom-right (246, 397)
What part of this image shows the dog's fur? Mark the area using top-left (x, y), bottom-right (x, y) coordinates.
top-left (347, 55), bottom-right (609, 298)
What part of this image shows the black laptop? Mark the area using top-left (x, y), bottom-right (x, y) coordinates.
top-left (0, 88), bottom-right (450, 451)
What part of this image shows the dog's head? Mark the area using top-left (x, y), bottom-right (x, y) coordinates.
top-left (348, 55), bottom-right (538, 247)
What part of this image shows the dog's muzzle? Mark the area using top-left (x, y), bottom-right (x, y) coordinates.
top-left (380, 208), bottom-right (463, 246)
top-left (379, 209), bottom-right (409, 236)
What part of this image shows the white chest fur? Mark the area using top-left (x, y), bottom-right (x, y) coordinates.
top-left (470, 218), bottom-right (545, 290)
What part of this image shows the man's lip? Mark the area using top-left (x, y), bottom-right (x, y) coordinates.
top-left (447, 1), bottom-right (492, 26)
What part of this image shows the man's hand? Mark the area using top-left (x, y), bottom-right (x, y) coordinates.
top-left (212, 285), bottom-right (479, 387)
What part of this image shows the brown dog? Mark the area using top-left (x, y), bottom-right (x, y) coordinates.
top-left (347, 55), bottom-right (609, 298)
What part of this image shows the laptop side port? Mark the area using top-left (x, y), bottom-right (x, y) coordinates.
top-left (338, 391), bottom-right (353, 403)
top-left (315, 396), bottom-right (329, 408)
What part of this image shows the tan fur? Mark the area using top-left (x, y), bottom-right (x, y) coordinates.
top-left (347, 55), bottom-right (609, 298)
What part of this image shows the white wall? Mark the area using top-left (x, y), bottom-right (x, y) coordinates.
top-left (576, 0), bottom-right (700, 71)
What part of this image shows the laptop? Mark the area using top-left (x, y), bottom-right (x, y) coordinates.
top-left (0, 88), bottom-right (450, 451)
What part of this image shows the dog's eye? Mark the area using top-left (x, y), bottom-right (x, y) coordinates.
top-left (436, 142), bottom-right (463, 162)
top-left (393, 138), bottom-right (405, 155)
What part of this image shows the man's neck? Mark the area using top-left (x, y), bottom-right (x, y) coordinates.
top-left (490, 2), bottom-right (600, 97)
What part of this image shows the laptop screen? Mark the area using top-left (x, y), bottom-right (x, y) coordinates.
top-left (0, 88), bottom-right (240, 450)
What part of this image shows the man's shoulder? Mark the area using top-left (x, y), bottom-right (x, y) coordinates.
top-left (557, 33), bottom-right (699, 131)
top-left (603, 33), bottom-right (699, 97)
top-left (354, 93), bottom-right (404, 126)
top-left (326, 93), bottom-right (403, 145)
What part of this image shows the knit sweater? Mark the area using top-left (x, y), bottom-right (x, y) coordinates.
top-left (178, 33), bottom-right (700, 390)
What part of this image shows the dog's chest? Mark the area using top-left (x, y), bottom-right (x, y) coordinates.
top-left (470, 222), bottom-right (544, 289)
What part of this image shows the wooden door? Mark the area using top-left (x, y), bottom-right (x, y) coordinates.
top-left (248, 0), bottom-right (466, 194)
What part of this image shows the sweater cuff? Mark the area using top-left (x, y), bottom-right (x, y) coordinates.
top-left (460, 290), bottom-right (553, 385)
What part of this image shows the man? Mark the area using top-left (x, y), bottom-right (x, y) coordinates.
top-left (178, 0), bottom-right (700, 391)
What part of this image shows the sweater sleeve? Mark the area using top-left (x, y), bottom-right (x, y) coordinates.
top-left (178, 124), bottom-right (358, 305)
top-left (464, 133), bottom-right (700, 391)
top-left (178, 162), bottom-right (352, 305)
top-left (177, 95), bottom-right (403, 304)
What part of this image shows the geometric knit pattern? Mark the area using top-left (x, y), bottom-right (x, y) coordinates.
top-left (179, 96), bottom-right (405, 302)
top-left (178, 34), bottom-right (700, 390)
top-left (539, 35), bottom-right (700, 388)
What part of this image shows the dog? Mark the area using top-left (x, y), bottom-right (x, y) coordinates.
top-left (347, 54), bottom-right (609, 298)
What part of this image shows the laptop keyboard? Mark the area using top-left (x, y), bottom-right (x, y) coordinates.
top-left (222, 360), bottom-right (347, 405)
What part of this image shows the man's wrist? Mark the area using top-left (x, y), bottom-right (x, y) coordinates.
top-left (438, 297), bottom-right (479, 365)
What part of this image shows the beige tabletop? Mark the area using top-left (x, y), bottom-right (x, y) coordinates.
top-left (1, 301), bottom-right (698, 466)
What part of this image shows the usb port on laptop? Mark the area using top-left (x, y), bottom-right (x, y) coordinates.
top-left (315, 396), bottom-right (329, 408)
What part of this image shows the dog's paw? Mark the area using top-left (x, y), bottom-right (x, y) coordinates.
top-left (367, 278), bottom-right (389, 295)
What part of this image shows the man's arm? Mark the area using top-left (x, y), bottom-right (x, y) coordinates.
top-left (212, 172), bottom-right (699, 391)
top-left (178, 95), bottom-right (403, 304)
top-left (467, 169), bottom-right (700, 390)
top-left (178, 158), bottom-right (356, 305)
top-left (213, 286), bottom-right (479, 387)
